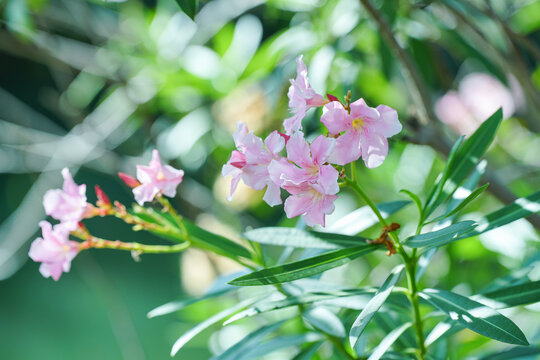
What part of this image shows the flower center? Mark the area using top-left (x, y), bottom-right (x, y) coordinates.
top-left (352, 118), bottom-right (365, 130)
top-left (156, 170), bottom-right (166, 181)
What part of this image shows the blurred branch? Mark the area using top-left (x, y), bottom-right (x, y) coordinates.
top-left (358, 0), bottom-right (540, 231)
top-left (439, 0), bottom-right (540, 133)
top-left (358, 0), bottom-right (433, 126)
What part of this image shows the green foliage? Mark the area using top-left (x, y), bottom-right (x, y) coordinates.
top-left (174, 0), bottom-right (199, 20)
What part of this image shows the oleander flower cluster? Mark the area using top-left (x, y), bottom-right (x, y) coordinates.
top-left (223, 55), bottom-right (402, 227)
top-left (29, 150), bottom-right (184, 280)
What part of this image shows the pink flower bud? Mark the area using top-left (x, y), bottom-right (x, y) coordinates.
top-left (118, 172), bottom-right (141, 188)
top-left (94, 185), bottom-right (111, 207)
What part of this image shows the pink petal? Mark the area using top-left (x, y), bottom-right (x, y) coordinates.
top-left (39, 262), bottom-right (64, 281)
top-left (321, 102), bottom-right (350, 134)
top-left (303, 201), bottom-right (326, 227)
top-left (327, 130), bottom-right (362, 166)
top-left (242, 164), bottom-right (269, 191)
top-left (286, 132), bottom-right (312, 168)
top-left (361, 131), bottom-right (389, 168)
top-left (136, 164), bottom-right (155, 184)
top-left (263, 182), bottom-right (282, 207)
top-left (349, 98), bottom-right (379, 122)
top-left (283, 111), bottom-right (306, 135)
top-left (375, 105), bottom-right (402, 138)
top-left (318, 165), bottom-right (339, 195)
top-left (284, 194), bottom-right (313, 219)
top-left (309, 135), bottom-right (335, 165)
top-left (233, 122), bottom-right (250, 148)
top-left (133, 184), bottom-right (160, 205)
top-left (264, 131), bottom-right (285, 157)
top-left (149, 149), bottom-right (163, 168)
top-left (61, 168), bottom-right (79, 195)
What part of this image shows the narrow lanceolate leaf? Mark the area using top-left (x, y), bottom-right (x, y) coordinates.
top-left (292, 341), bottom-right (323, 360)
top-left (400, 189), bottom-right (423, 217)
top-left (175, 0), bottom-right (198, 20)
top-left (424, 135), bottom-right (465, 217)
top-left (228, 244), bottom-right (381, 286)
top-left (239, 334), bottom-right (323, 360)
top-left (303, 307), bottom-right (346, 338)
top-left (325, 200), bottom-right (410, 235)
top-left (349, 265), bottom-right (405, 348)
top-left (183, 219), bottom-right (253, 260)
top-left (428, 183), bottom-right (489, 223)
top-left (427, 108), bottom-right (503, 216)
top-left (479, 346), bottom-right (540, 360)
top-left (367, 322), bottom-right (412, 360)
top-left (148, 287), bottom-right (231, 318)
top-left (459, 190), bottom-right (540, 240)
top-left (211, 320), bottom-right (287, 360)
top-left (244, 227), bottom-right (369, 249)
top-left (473, 280), bottom-right (540, 309)
top-left (170, 298), bottom-right (257, 356)
top-left (404, 221), bottom-right (477, 248)
top-left (416, 248), bottom-right (437, 282)
top-left (419, 288), bottom-right (529, 346)
top-left (446, 159), bottom-right (487, 217)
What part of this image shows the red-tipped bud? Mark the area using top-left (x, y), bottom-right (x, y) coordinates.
top-left (118, 172), bottom-right (140, 188)
top-left (326, 94), bottom-right (340, 102)
top-left (95, 185), bottom-right (111, 207)
top-left (278, 132), bottom-right (291, 143)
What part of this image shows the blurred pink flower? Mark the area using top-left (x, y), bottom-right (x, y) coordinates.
top-left (28, 221), bottom-right (79, 281)
top-left (222, 123), bottom-right (286, 206)
top-left (133, 149), bottom-right (184, 205)
top-left (283, 55), bottom-right (328, 135)
top-left (43, 168), bottom-right (88, 230)
top-left (268, 132), bottom-right (339, 226)
top-left (435, 73), bottom-right (519, 135)
top-left (321, 99), bottom-right (402, 168)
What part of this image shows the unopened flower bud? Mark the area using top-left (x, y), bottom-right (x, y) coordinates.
top-left (95, 185), bottom-right (111, 207)
top-left (118, 172), bottom-right (141, 188)
top-left (326, 94), bottom-right (340, 102)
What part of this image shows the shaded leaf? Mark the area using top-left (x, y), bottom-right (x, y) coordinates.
top-left (404, 221), bottom-right (477, 248)
top-left (367, 322), bottom-right (412, 360)
top-left (229, 244), bottom-right (381, 286)
top-left (325, 200), bottom-right (410, 235)
top-left (400, 189), bottom-right (423, 217)
top-left (419, 288), bottom-right (529, 346)
top-left (304, 306), bottom-right (346, 338)
top-left (292, 341), bottom-right (323, 360)
top-left (479, 346), bottom-right (540, 360)
top-left (349, 265), bottom-right (405, 348)
top-left (148, 287), bottom-right (231, 318)
top-left (474, 280), bottom-right (540, 309)
top-left (416, 248), bottom-right (437, 282)
top-left (175, 0), bottom-right (198, 20)
top-left (428, 183), bottom-right (489, 223)
top-left (244, 227), bottom-right (369, 249)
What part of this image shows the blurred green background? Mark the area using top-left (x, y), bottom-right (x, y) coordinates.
top-left (0, 0), bottom-right (539, 358)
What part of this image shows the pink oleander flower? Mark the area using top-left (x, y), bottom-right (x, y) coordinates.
top-left (321, 99), bottom-right (402, 168)
top-left (28, 221), bottom-right (79, 281)
top-left (222, 122), bottom-right (285, 206)
top-left (133, 149), bottom-right (184, 205)
top-left (43, 168), bottom-right (88, 230)
top-left (268, 132), bottom-right (339, 227)
top-left (283, 55), bottom-right (328, 135)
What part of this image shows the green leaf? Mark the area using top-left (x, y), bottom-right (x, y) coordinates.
top-left (416, 248), bottom-right (437, 282)
top-left (325, 200), bottom-right (410, 235)
top-left (239, 334), bottom-right (323, 360)
top-left (225, 289), bottom-right (376, 324)
top-left (419, 288), bottom-right (529, 346)
top-left (459, 190), bottom-right (540, 239)
top-left (147, 287), bottom-right (231, 318)
top-left (479, 346), bottom-right (540, 360)
top-left (426, 108), bottom-right (503, 216)
top-left (170, 298), bottom-right (257, 356)
top-left (212, 320), bottom-right (287, 360)
top-left (446, 159), bottom-right (487, 217)
top-left (229, 244), bottom-right (381, 286)
top-left (424, 135), bottom-right (465, 217)
top-left (428, 183), bottom-right (489, 223)
top-left (244, 227), bottom-right (370, 249)
top-left (349, 265), bottom-right (405, 348)
top-left (474, 280), bottom-right (540, 309)
top-left (292, 341), bottom-right (323, 360)
top-left (183, 219), bottom-right (253, 260)
top-left (400, 189), bottom-right (423, 217)
top-left (367, 322), bottom-right (412, 360)
top-left (404, 221), bottom-right (477, 248)
top-left (303, 307), bottom-right (346, 338)
top-left (175, 0), bottom-right (199, 20)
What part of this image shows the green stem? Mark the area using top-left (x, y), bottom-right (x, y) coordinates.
top-left (77, 234), bottom-right (191, 254)
top-left (157, 195), bottom-right (189, 236)
top-left (344, 174), bottom-right (427, 359)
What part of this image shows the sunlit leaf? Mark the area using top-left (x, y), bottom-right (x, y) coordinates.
top-left (229, 244), bottom-right (381, 286)
top-left (303, 306), bottom-right (346, 338)
top-left (428, 183), bottom-right (489, 223)
top-left (419, 288), bottom-right (529, 346)
top-left (244, 227), bottom-right (369, 249)
top-left (404, 221), bottom-right (477, 248)
top-left (349, 265), bottom-right (405, 348)
top-left (367, 322), bottom-right (412, 360)
top-left (239, 333), bottom-right (323, 360)
top-left (479, 346), bottom-right (540, 360)
top-left (473, 280), bottom-right (540, 309)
